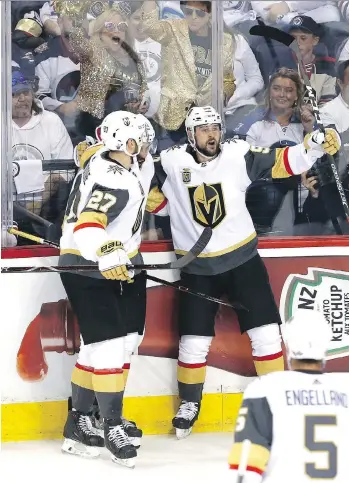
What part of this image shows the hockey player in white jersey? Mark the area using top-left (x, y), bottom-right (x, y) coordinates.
top-left (229, 309), bottom-right (349, 482)
top-left (146, 105), bottom-right (341, 439)
top-left (59, 111), bottom-right (154, 468)
top-left (70, 115), bottom-right (156, 449)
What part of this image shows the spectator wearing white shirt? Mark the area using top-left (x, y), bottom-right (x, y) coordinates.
top-left (339, 38), bottom-right (349, 62)
top-left (320, 60), bottom-right (349, 135)
top-left (35, 16), bottom-right (80, 115)
top-left (225, 31), bottom-right (264, 136)
top-left (250, 1), bottom-right (340, 25)
top-left (128, 1), bottom-right (162, 118)
top-left (11, 71), bottom-right (73, 232)
top-left (240, 69), bottom-right (316, 236)
top-left (246, 68), bottom-right (314, 146)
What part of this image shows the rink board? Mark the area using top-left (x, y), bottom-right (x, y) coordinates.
top-left (1, 393), bottom-right (243, 442)
top-left (1, 240), bottom-right (349, 442)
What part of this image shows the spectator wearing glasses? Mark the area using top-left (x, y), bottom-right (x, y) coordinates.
top-left (139, 0), bottom-right (235, 150)
top-left (54, 0), bottom-right (148, 138)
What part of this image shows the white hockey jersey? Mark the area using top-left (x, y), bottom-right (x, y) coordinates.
top-left (229, 370), bottom-right (349, 483)
top-left (59, 149), bottom-right (154, 277)
top-left (147, 139), bottom-right (328, 275)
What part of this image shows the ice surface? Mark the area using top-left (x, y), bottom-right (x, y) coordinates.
top-left (1, 433), bottom-right (234, 483)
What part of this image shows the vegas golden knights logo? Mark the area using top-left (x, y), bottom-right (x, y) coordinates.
top-left (188, 183), bottom-right (226, 229)
top-left (182, 168), bottom-right (191, 183)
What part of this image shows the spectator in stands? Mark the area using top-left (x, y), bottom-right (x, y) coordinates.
top-left (35, 15), bottom-right (81, 141)
top-left (250, 1), bottom-right (340, 25)
top-left (139, 0), bottom-right (236, 150)
top-left (223, 1), bottom-right (256, 26)
top-left (54, 0), bottom-right (148, 138)
top-left (320, 60), bottom-right (349, 138)
top-left (245, 68), bottom-right (314, 145)
top-left (234, 68), bottom-right (316, 236)
top-left (39, 1), bottom-right (61, 37)
top-left (11, 71), bottom-right (73, 222)
top-left (12, 8), bottom-right (45, 79)
top-left (300, 60), bottom-right (349, 233)
top-left (339, 38), bottom-right (349, 62)
top-left (128, 1), bottom-right (162, 119)
top-left (223, 1), bottom-right (257, 37)
top-left (157, 1), bottom-right (184, 19)
top-left (224, 29), bottom-right (264, 136)
top-left (287, 15), bottom-right (337, 104)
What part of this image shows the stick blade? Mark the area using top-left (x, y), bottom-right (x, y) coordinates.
top-left (249, 25), bottom-right (295, 47)
top-left (170, 227), bottom-right (212, 269)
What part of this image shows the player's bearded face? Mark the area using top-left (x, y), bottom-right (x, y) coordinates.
top-left (194, 124), bottom-right (221, 157)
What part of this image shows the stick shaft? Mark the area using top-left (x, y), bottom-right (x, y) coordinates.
top-left (8, 228), bottom-right (59, 248)
top-left (146, 273), bottom-right (245, 310)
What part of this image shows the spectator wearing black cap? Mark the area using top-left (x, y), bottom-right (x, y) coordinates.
top-left (287, 15), bottom-right (337, 105)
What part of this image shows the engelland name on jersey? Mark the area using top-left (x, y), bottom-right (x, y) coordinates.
top-left (285, 389), bottom-right (348, 407)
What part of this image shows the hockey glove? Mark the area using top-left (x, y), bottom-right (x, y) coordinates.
top-left (304, 128), bottom-right (341, 156)
top-left (96, 241), bottom-right (134, 282)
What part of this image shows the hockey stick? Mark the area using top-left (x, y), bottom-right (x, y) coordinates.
top-left (13, 202), bottom-right (54, 228)
top-left (6, 226), bottom-right (212, 271)
top-left (146, 274), bottom-right (246, 310)
top-left (235, 439), bottom-right (252, 483)
top-left (4, 228), bottom-right (244, 309)
top-left (249, 25), bottom-right (349, 223)
top-left (8, 228), bottom-right (59, 248)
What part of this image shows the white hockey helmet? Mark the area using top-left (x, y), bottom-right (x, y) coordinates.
top-left (100, 111), bottom-right (145, 156)
top-left (185, 106), bottom-right (222, 138)
top-left (283, 310), bottom-right (332, 362)
top-left (135, 114), bottom-right (155, 144)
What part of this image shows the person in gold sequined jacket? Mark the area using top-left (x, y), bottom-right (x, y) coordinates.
top-left (54, 1), bottom-right (149, 138)
top-left (140, 1), bottom-right (236, 133)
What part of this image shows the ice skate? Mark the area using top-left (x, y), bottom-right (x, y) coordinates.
top-left (172, 401), bottom-right (200, 439)
top-left (61, 410), bottom-right (105, 458)
top-left (122, 417), bottom-right (143, 448)
top-left (104, 420), bottom-right (137, 468)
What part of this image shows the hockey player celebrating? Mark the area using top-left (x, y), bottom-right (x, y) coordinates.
top-left (59, 111), bottom-right (154, 467)
top-left (147, 105), bottom-right (341, 439)
top-left (228, 310), bottom-right (349, 482)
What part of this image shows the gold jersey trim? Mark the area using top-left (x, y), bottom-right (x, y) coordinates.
top-left (229, 442), bottom-right (270, 472)
top-left (271, 148), bottom-right (291, 179)
top-left (175, 232), bottom-right (256, 258)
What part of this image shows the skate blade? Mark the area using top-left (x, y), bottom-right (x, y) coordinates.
top-left (61, 439), bottom-right (100, 458)
top-left (111, 455), bottom-right (136, 468)
top-left (129, 436), bottom-right (141, 448)
top-left (175, 427), bottom-right (193, 440)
